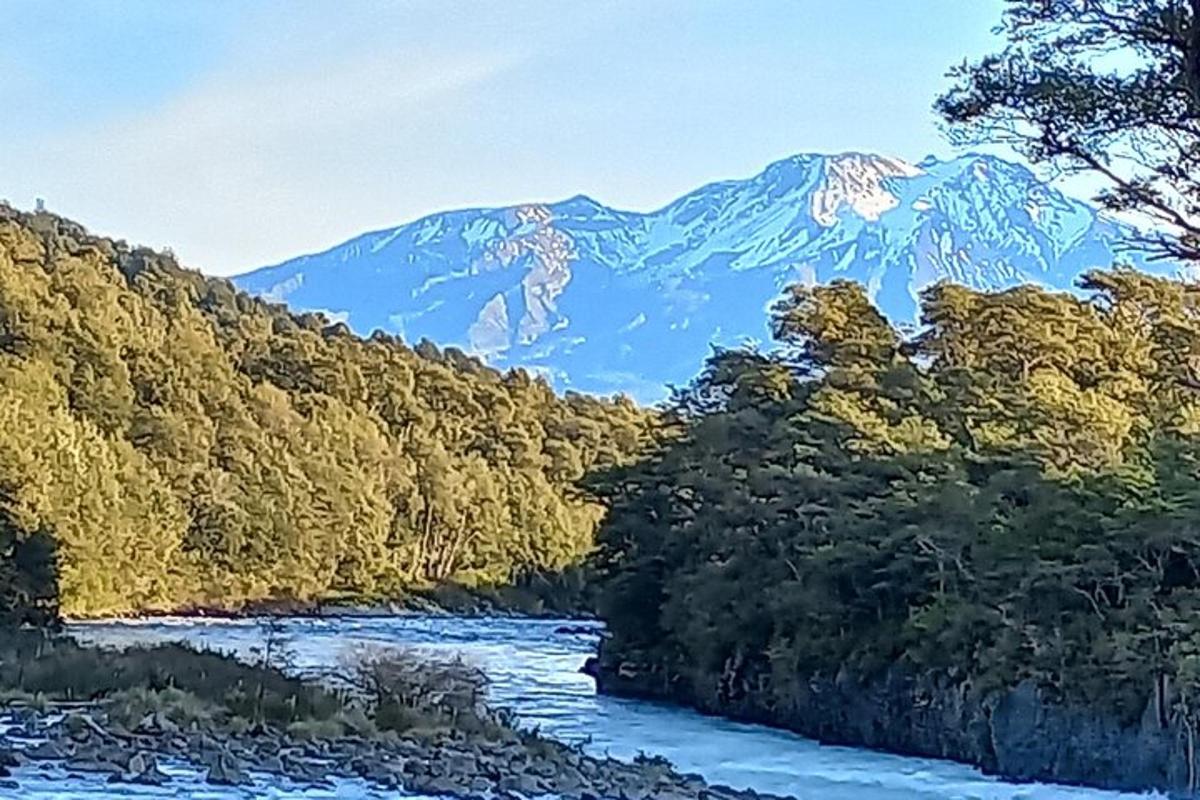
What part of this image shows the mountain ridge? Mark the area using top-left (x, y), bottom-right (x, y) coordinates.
top-left (235, 151), bottom-right (1179, 401)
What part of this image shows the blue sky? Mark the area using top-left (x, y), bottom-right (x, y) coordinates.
top-left (2, 1), bottom-right (1004, 275)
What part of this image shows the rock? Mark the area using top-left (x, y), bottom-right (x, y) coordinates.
top-left (579, 656), bottom-right (601, 679)
top-left (26, 741), bottom-right (69, 760)
top-left (443, 750), bottom-right (477, 775)
top-left (499, 772), bottom-right (544, 795)
top-left (94, 743), bottom-right (131, 766)
top-left (0, 745), bottom-right (23, 768)
top-left (259, 754), bottom-right (285, 774)
top-left (135, 712), bottom-right (179, 735)
top-left (648, 787), bottom-right (695, 800)
top-left (118, 750), bottom-right (169, 784)
top-left (554, 764), bottom-right (586, 791)
top-left (65, 754), bottom-right (121, 775)
top-left (206, 752), bottom-right (250, 786)
top-left (62, 714), bottom-right (94, 739)
top-left (555, 625), bottom-right (599, 636)
top-left (418, 775), bottom-right (469, 796)
top-left (356, 758), bottom-right (403, 788)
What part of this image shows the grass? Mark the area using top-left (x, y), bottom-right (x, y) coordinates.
top-left (0, 629), bottom-right (517, 741)
top-left (0, 629), bottom-right (342, 727)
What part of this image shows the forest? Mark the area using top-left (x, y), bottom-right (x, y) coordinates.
top-left (0, 207), bottom-right (655, 617)
top-left (592, 272), bottom-right (1200, 729)
top-left (590, 1), bottom-right (1200, 757)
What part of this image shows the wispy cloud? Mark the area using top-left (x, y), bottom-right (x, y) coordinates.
top-left (15, 43), bottom-right (522, 274)
top-left (3, 1), bottom-right (1005, 277)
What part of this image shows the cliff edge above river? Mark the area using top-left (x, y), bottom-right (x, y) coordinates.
top-left (588, 655), bottom-right (1196, 797)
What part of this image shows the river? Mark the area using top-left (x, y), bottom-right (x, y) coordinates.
top-left (3, 615), bottom-right (1157, 799)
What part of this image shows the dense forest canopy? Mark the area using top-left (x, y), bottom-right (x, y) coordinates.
top-left (0, 206), bottom-right (656, 616)
top-left (592, 271), bottom-right (1200, 730)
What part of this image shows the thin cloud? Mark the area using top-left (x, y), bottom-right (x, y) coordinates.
top-left (12, 45), bottom-right (524, 275)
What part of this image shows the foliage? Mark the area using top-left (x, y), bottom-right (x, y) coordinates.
top-left (936, 0), bottom-right (1200, 262)
top-left (345, 646), bottom-right (507, 735)
top-left (596, 3), bottom-right (1200, 749)
top-left (0, 206), bottom-right (655, 616)
top-left (0, 631), bottom-right (343, 726)
top-left (0, 503), bottom-right (57, 627)
top-left (593, 274), bottom-right (1200, 736)
top-left (0, 631), bottom-right (512, 739)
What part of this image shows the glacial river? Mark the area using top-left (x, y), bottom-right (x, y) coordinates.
top-left (3, 615), bottom-right (1158, 799)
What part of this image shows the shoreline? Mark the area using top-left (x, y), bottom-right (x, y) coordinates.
top-left (588, 657), bottom-right (1193, 797)
top-left (0, 630), bottom-right (764, 800)
top-left (61, 583), bottom-right (599, 624)
top-left (0, 698), bottom-right (776, 800)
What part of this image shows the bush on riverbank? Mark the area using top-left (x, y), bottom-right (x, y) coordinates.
top-left (418, 567), bottom-right (595, 618)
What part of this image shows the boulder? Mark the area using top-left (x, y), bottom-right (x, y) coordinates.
top-left (499, 772), bottom-right (545, 795)
top-left (62, 713), bottom-right (96, 740)
top-left (206, 752), bottom-right (250, 786)
top-left (26, 741), bottom-right (69, 760)
top-left (65, 754), bottom-right (121, 775)
top-left (123, 751), bottom-right (169, 785)
top-left (0, 746), bottom-right (18, 768)
top-left (135, 712), bottom-right (180, 735)
top-left (259, 754), bottom-right (285, 774)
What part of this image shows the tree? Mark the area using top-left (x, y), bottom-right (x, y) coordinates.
top-left (937, 0), bottom-right (1200, 263)
top-left (0, 500), bottom-right (58, 627)
top-left (592, 270), bottom-right (1200, 788)
top-left (0, 205), bottom-right (656, 616)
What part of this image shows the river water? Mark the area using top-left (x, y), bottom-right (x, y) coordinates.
top-left (3, 615), bottom-right (1157, 799)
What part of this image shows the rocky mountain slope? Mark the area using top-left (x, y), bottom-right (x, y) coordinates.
top-left (235, 152), bottom-right (1178, 401)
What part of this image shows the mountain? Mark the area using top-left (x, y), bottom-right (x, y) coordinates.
top-left (234, 152), bottom-right (1179, 401)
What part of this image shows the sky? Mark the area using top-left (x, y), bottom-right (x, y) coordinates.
top-left (2, 0), bottom-right (1006, 276)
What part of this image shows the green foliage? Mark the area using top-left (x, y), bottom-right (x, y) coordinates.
top-left (593, 273), bottom-right (1200, 733)
top-left (0, 207), bottom-right (655, 617)
top-left (0, 503), bottom-right (57, 626)
top-left (0, 631), bottom-right (343, 725)
top-left (936, 0), bottom-right (1200, 262)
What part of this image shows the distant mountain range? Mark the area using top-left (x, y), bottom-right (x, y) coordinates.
top-left (234, 152), bottom-right (1180, 401)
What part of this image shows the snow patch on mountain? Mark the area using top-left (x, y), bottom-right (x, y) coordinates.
top-left (235, 152), bottom-right (1180, 402)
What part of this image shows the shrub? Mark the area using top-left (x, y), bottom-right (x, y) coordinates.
top-left (342, 646), bottom-right (509, 736)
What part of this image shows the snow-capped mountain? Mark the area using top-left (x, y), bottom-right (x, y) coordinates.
top-left (234, 152), bottom-right (1175, 401)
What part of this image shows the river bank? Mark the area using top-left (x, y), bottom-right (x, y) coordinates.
top-left (68, 614), bottom-right (1157, 800)
top-left (589, 655), bottom-right (1193, 797)
top-left (100, 579), bottom-right (596, 622)
top-left (0, 702), bottom-right (775, 800)
top-left (0, 628), bottom-right (786, 800)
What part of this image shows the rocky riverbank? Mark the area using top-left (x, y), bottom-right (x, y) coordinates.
top-left (588, 657), bottom-right (1195, 796)
top-left (0, 702), bottom-right (782, 800)
top-left (0, 629), bottom-right (786, 799)
top-left (116, 579), bottom-right (596, 621)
